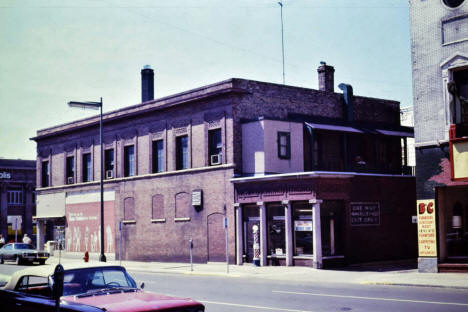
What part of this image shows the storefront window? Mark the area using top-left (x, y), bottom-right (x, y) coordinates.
top-left (293, 204), bottom-right (313, 255)
top-left (242, 205), bottom-right (259, 263)
top-left (267, 205), bottom-right (285, 256)
top-left (321, 201), bottom-right (344, 256)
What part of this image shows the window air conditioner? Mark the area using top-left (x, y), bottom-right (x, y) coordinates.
top-left (210, 154), bottom-right (222, 165)
top-left (106, 170), bottom-right (114, 179)
top-left (67, 177), bottom-right (74, 184)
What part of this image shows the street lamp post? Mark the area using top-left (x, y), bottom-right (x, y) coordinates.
top-left (68, 98), bottom-right (106, 262)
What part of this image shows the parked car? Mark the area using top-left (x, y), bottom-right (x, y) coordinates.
top-left (0, 243), bottom-right (49, 265)
top-left (0, 263), bottom-right (205, 312)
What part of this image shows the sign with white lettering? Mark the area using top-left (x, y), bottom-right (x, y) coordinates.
top-left (417, 199), bottom-right (437, 257)
top-left (0, 172), bottom-right (11, 179)
top-left (350, 203), bottom-right (380, 226)
top-left (192, 190), bottom-right (202, 206)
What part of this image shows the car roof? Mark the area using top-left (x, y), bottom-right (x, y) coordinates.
top-left (2, 263), bottom-right (123, 290)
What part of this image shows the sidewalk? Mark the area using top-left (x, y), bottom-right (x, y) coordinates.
top-left (47, 252), bottom-right (468, 290)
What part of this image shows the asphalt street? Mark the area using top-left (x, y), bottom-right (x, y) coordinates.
top-left (2, 262), bottom-right (467, 312)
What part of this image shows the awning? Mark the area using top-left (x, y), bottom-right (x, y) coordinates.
top-left (305, 122), bottom-right (364, 133)
top-left (376, 129), bottom-right (414, 137)
top-left (33, 215), bottom-right (65, 220)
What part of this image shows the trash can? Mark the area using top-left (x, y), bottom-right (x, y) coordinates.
top-left (46, 241), bottom-right (57, 256)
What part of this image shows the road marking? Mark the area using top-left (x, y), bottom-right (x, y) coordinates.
top-left (201, 299), bottom-right (315, 312)
top-left (272, 290), bottom-right (468, 307)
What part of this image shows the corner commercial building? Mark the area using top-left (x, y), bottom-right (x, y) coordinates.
top-left (410, 0), bottom-right (468, 272)
top-left (32, 64), bottom-right (416, 268)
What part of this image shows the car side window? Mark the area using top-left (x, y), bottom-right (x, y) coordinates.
top-left (4, 245), bottom-right (12, 250)
top-left (16, 275), bottom-right (51, 297)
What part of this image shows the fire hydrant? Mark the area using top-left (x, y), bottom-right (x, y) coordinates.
top-left (83, 251), bottom-right (89, 262)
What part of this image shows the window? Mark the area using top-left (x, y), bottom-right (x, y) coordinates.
top-left (82, 153), bottom-right (92, 182)
top-left (277, 132), bottom-right (291, 159)
top-left (124, 145), bottom-right (135, 177)
top-left (7, 189), bottom-right (23, 204)
top-left (105, 149), bottom-right (114, 179)
top-left (450, 69), bottom-right (468, 124)
top-left (176, 135), bottom-right (188, 170)
top-left (41, 161), bottom-right (49, 187)
top-left (208, 128), bottom-right (222, 165)
top-left (152, 140), bottom-right (164, 173)
top-left (443, 0), bottom-right (464, 8)
top-left (267, 205), bottom-right (285, 256)
top-left (293, 204), bottom-right (313, 255)
top-left (66, 156), bottom-right (74, 184)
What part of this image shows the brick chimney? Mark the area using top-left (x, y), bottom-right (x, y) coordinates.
top-left (317, 62), bottom-right (335, 92)
top-left (141, 65), bottom-right (154, 102)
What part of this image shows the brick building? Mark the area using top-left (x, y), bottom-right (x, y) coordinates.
top-left (32, 64), bottom-right (416, 267)
top-left (0, 159), bottom-right (36, 243)
top-left (410, 0), bottom-right (468, 272)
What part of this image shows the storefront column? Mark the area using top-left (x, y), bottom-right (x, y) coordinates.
top-left (258, 202), bottom-right (267, 266)
top-left (310, 199), bottom-right (323, 269)
top-left (24, 184), bottom-right (33, 237)
top-left (234, 203), bottom-right (243, 265)
top-left (283, 200), bottom-right (293, 266)
top-left (0, 183), bottom-right (7, 240)
top-left (36, 220), bottom-right (46, 251)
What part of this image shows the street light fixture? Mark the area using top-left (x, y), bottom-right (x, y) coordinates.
top-left (68, 97), bottom-right (106, 262)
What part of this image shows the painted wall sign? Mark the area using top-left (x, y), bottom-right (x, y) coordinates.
top-left (417, 199), bottom-right (437, 257)
top-left (0, 172), bottom-right (11, 179)
top-left (350, 203), bottom-right (380, 226)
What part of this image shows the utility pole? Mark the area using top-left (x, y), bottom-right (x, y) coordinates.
top-left (278, 1), bottom-right (285, 85)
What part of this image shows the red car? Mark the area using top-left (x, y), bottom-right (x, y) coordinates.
top-left (0, 263), bottom-right (205, 312)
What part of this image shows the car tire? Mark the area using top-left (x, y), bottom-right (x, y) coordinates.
top-left (15, 256), bottom-right (22, 265)
top-left (0, 256), bottom-right (3, 264)
top-left (38, 259), bottom-right (45, 265)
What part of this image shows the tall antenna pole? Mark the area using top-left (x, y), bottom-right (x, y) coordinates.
top-left (278, 1), bottom-right (285, 85)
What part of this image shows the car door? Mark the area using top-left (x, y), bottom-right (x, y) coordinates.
top-left (4, 244), bottom-right (14, 260)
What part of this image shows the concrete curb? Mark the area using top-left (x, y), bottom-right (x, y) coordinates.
top-left (359, 281), bottom-right (468, 290)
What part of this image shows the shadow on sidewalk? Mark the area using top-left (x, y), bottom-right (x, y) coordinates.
top-left (336, 259), bottom-right (418, 272)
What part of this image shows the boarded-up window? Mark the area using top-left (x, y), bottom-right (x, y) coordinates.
top-left (152, 194), bottom-right (164, 219)
top-left (175, 192), bottom-right (190, 218)
top-left (124, 197), bottom-right (135, 220)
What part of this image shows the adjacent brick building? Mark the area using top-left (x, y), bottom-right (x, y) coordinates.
top-left (410, 0), bottom-right (468, 272)
top-left (0, 159), bottom-right (36, 243)
top-left (32, 64), bottom-right (416, 267)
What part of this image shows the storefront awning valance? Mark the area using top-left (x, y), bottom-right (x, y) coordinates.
top-left (305, 122), bottom-right (364, 133)
top-left (376, 129), bottom-right (414, 137)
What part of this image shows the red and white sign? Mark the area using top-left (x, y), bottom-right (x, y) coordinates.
top-left (65, 190), bottom-right (115, 253)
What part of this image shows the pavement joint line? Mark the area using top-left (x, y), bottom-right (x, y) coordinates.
top-left (272, 290), bottom-right (468, 306)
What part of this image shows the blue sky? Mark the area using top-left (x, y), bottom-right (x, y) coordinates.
top-left (0, 0), bottom-right (412, 160)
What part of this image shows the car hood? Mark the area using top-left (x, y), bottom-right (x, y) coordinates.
top-left (62, 290), bottom-right (203, 311)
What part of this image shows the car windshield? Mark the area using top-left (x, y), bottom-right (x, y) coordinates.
top-left (60, 267), bottom-right (137, 296)
top-left (15, 244), bottom-right (34, 250)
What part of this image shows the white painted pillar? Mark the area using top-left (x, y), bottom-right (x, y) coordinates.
top-left (283, 200), bottom-right (293, 266)
top-left (37, 220), bottom-right (46, 251)
top-left (310, 199), bottom-right (323, 269)
top-left (234, 203), bottom-right (243, 265)
top-left (258, 202), bottom-right (267, 266)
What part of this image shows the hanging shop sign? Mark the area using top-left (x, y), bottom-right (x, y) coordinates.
top-left (0, 171), bottom-right (11, 179)
top-left (192, 190), bottom-right (203, 212)
top-left (417, 199), bottom-right (437, 257)
top-left (350, 203), bottom-right (380, 226)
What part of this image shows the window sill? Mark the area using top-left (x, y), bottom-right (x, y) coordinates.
top-left (122, 220), bottom-right (136, 224)
top-left (151, 218), bottom-right (166, 223)
top-left (174, 217), bottom-right (190, 222)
